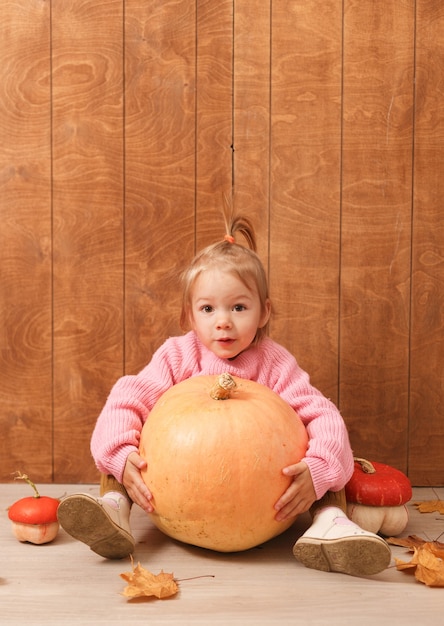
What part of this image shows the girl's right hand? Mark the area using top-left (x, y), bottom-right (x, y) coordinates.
top-left (123, 451), bottom-right (154, 513)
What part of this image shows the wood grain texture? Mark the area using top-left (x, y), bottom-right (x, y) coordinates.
top-left (195, 0), bottom-right (233, 248)
top-left (124, 0), bottom-right (196, 375)
top-left (233, 0), bottom-right (271, 263)
top-left (1, 1), bottom-right (444, 485)
top-left (51, 0), bottom-right (124, 481)
top-left (270, 0), bottom-right (343, 401)
top-left (0, 0), bottom-right (52, 481)
top-left (409, 0), bottom-right (444, 484)
top-left (340, 0), bottom-right (414, 471)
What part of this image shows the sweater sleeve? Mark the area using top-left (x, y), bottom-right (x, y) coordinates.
top-left (258, 340), bottom-right (354, 499)
top-left (90, 335), bottom-right (199, 482)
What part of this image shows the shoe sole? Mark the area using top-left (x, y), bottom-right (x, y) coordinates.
top-left (293, 535), bottom-right (391, 577)
top-left (57, 494), bottom-right (135, 559)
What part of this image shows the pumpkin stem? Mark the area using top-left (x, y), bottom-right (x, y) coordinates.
top-left (353, 457), bottom-right (376, 474)
top-left (210, 373), bottom-right (237, 400)
top-left (12, 471), bottom-right (41, 498)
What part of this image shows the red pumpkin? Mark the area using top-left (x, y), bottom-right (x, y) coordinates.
top-left (345, 458), bottom-right (412, 506)
top-left (8, 473), bottom-right (60, 544)
top-left (139, 373), bottom-right (308, 552)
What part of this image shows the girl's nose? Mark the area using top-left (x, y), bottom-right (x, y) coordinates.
top-left (216, 316), bottom-right (232, 330)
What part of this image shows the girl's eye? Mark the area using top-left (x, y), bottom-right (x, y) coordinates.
top-left (233, 304), bottom-right (246, 312)
top-left (201, 305), bottom-right (213, 313)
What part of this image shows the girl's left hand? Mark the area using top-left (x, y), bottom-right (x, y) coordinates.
top-left (274, 461), bottom-right (316, 522)
top-left (123, 451), bottom-right (154, 513)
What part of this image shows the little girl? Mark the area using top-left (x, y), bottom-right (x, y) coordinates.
top-left (58, 215), bottom-right (391, 577)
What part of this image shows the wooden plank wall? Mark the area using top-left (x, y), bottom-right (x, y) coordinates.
top-left (1, 0), bottom-right (443, 486)
top-left (2, 0), bottom-right (53, 479)
top-left (340, 4), bottom-right (414, 474)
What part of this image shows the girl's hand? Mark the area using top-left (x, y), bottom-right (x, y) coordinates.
top-left (274, 461), bottom-right (316, 522)
top-left (122, 451), bottom-right (154, 513)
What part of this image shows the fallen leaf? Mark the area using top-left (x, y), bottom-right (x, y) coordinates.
top-left (387, 534), bottom-right (444, 551)
top-left (414, 500), bottom-right (444, 514)
top-left (387, 535), bottom-right (430, 550)
top-left (395, 554), bottom-right (418, 572)
top-left (120, 559), bottom-right (178, 600)
top-left (414, 544), bottom-right (444, 587)
top-left (428, 542), bottom-right (444, 561)
top-left (390, 536), bottom-right (444, 587)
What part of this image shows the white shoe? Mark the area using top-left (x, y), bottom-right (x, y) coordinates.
top-left (293, 507), bottom-right (391, 576)
top-left (58, 492), bottom-right (135, 559)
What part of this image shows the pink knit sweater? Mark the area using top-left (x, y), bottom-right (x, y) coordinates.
top-left (91, 331), bottom-right (354, 499)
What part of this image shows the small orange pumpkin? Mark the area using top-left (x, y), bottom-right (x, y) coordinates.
top-left (139, 373), bottom-right (308, 552)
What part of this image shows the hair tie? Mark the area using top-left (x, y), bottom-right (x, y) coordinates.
top-left (224, 234), bottom-right (235, 244)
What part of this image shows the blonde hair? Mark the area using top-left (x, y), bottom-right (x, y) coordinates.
top-left (180, 216), bottom-right (270, 343)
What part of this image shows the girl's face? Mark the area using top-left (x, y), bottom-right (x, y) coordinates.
top-left (189, 268), bottom-right (270, 360)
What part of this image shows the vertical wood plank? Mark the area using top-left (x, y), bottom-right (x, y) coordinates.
top-left (340, 0), bottom-right (414, 470)
top-left (125, 0), bottom-right (196, 374)
top-left (1, 0), bottom-right (443, 486)
top-left (233, 0), bottom-right (270, 262)
top-left (0, 0), bottom-right (52, 481)
top-left (270, 0), bottom-right (343, 401)
top-left (410, 0), bottom-right (444, 484)
top-left (195, 0), bottom-right (233, 248)
top-left (52, 0), bottom-right (124, 481)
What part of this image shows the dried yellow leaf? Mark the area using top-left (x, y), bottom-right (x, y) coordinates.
top-left (393, 541), bottom-right (444, 587)
top-left (414, 500), bottom-right (444, 514)
top-left (387, 535), bottom-right (428, 550)
top-left (415, 544), bottom-right (444, 587)
top-left (394, 556), bottom-right (417, 572)
top-left (120, 559), bottom-right (178, 600)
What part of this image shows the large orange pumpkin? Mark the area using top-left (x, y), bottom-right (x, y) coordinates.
top-left (139, 373), bottom-right (308, 552)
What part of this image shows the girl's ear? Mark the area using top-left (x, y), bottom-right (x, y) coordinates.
top-left (259, 298), bottom-right (272, 328)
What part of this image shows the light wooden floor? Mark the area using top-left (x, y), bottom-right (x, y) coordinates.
top-left (1, 485), bottom-right (443, 625)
